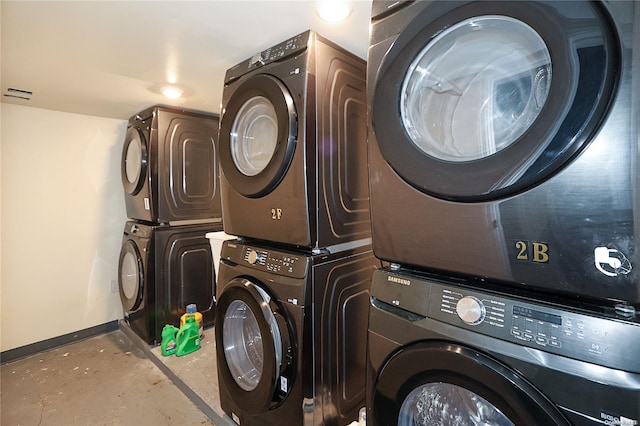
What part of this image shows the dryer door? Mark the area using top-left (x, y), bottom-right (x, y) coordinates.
top-left (215, 278), bottom-right (293, 414)
top-left (121, 125), bottom-right (148, 195)
top-left (118, 239), bottom-right (144, 312)
top-left (371, 0), bottom-right (619, 201)
top-left (370, 341), bottom-right (570, 426)
top-left (219, 74), bottom-right (297, 197)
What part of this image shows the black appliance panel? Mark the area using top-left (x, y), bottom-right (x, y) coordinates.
top-left (118, 221), bottom-right (222, 344)
top-left (122, 105), bottom-right (222, 224)
top-left (372, 270), bottom-right (640, 371)
top-left (367, 0), bottom-right (639, 304)
top-left (367, 269), bottom-right (640, 426)
top-left (215, 240), bottom-right (377, 425)
top-left (311, 251), bottom-right (377, 425)
top-left (219, 31), bottom-right (370, 249)
top-left (155, 223), bottom-right (221, 331)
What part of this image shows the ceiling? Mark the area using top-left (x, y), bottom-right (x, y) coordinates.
top-left (1, 1), bottom-right (373, 120)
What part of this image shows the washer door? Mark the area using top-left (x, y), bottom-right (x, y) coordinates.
top-left (215, 278), bottom-right (293, 413)
top-left (121, 126), bottom-right (148, 195)
top-left (371, 341), bottom-right (570, 425)
top-left (372, 0), bottom-right (619, 201)
top-left (118, 239), bottom-right (144, 312)
top-left (219, 74), bottom-right (297, 198)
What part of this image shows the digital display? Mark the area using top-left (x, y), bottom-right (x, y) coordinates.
top-left (513, 305), bottom-right (562, 325)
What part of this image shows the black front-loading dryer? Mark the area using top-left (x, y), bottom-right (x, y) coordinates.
top-left (367, 268), bottom-right (640, 425)
top-left (118, 220), bottom-right (222, 344)
top-left (218, 30), bottom-right (371, 250)
top-left (122, 105), bottom-right (222, 224)
top-left (367, 1), bottom-right (640, 306)
top-left (214, 240), bottom-right (377, 425)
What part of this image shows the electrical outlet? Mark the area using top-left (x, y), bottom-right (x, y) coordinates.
top-left (110, 279), bottom-right (119, 293)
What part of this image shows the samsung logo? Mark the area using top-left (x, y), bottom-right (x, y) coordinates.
top-left (388, 276), bottom-right (411, 286)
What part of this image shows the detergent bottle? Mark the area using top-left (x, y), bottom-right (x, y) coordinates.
top-left (160, 324), bottom-right (179, 356)
top-left (180, 303), bottom-right (204, 337)
top-left (176, 316), bottom-right (201, 357)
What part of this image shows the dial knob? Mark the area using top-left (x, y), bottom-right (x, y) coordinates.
top-left (247, 249), bottom-right (261, 265)
top-left (456, 296), bottom-right (486, 325)
top-left (250, 52), bottom-right (265, 66)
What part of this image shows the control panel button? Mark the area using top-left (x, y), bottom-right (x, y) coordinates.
top-left (456, 296), bottom-right (486, 325)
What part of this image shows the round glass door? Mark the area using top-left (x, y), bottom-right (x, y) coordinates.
top-left (231, 96), bottom-right (279, 176)
top-left (223, 300), bottom-right (265, 391)
top-left (125, 135), bottom-right (143, 183)
top-left (215, 279), bottom-right (291, 414)
top-left (219, 74), bottom-right (297, 197)
top-left (401, 16), bottom-right (551, 162)
top-left (118, 241), bottom-right (143, 312)
top-left (121, 127), bottom-right (147, 195)
top-left (370, 342), bottom-right (570, 425)
top-left (398, 382), bottom-right (513, 425)
top-left (371, 1), bottom-right (618, 201)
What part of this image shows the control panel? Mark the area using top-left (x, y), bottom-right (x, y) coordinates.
top-left (239, 246), bottom-right (307, 278)
top-left (431, 283), bottom-right (640, 372)
top-left (225, 31), bottom-right (309, 83)
top-left (371, 270), bottom-right (640, 372)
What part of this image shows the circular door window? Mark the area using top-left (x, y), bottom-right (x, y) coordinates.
top-left (401, 16), bottom-right (551, 162)
top-left (223, 299), bottom-right (265, 391)
top-left (398, 382), bottom-right (513, 425)
top-left (219, 74), bottom-right (297, 198)
top-left (215, 279), bottom-right (291, 414)
top-left (121, 127), bottom-right (147, 195)
top-left (372, 1), bottom-right (619, 201)
top-left (231, 96), bottom-right (279, 176)
top-left (119, 241), bottom-right (143, 312)
top-left (371, 341), bottom-right (570, 425)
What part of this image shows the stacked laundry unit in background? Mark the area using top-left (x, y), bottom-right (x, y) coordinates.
top-left (365, 1), bottom-right (640, 425)
top-left (213, 31), bottom-right (378, 426)
top-left (118, 105), bottom-right (224, 344)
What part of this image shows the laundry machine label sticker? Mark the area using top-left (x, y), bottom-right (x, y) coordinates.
top-left (280, 376), bottom-right (288, 393)
top-left (144, 197), bottom-right (150, 210)
top-left (601, 411), bottom-right (638, 425)
top-left (594, 247), bottom-right (632, 277)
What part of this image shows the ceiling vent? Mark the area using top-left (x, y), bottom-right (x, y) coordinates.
top-left (4, 88), bottom-right (32, 101)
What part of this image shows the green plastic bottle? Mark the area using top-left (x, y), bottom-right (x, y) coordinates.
top-left (160, 324), bottom-right (179, 356)
top-left (176, 316), bottom-right (201, 357)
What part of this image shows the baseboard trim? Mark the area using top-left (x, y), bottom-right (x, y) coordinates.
top-left (1, 320), bottom-right (120, 365)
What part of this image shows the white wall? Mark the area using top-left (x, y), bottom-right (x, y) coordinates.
top-left (1, 104), bottom-right (128, 352)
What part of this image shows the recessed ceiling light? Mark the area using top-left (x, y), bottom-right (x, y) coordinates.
top-left (161, 86), bottom-right (183, 99)
top-left (316, 0), bottom-right (352, 23)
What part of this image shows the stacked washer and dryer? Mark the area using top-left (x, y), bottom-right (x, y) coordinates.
top-left (214, 31), bottom-right (378, 425)
top-left (118, 106), bottom-right (223, 344)
top-left (366, 1), bottom-right (640, 425)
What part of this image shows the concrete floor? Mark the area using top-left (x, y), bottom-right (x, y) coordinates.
top-left (1, 327), bottom-right (227, 425)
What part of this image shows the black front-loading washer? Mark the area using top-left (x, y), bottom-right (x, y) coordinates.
top-left (367, 0), bottom-right (640, 306)
top-left (214, 240), bottom-right (377, 425)
top-left (367, 268), bottom-right (640, 425)
top-left (218, 30), bottom-right (371, 250)
top-left (121, 105), bottom-right (222, 224)
top-left (118, 220), bottom-right (222, 344)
